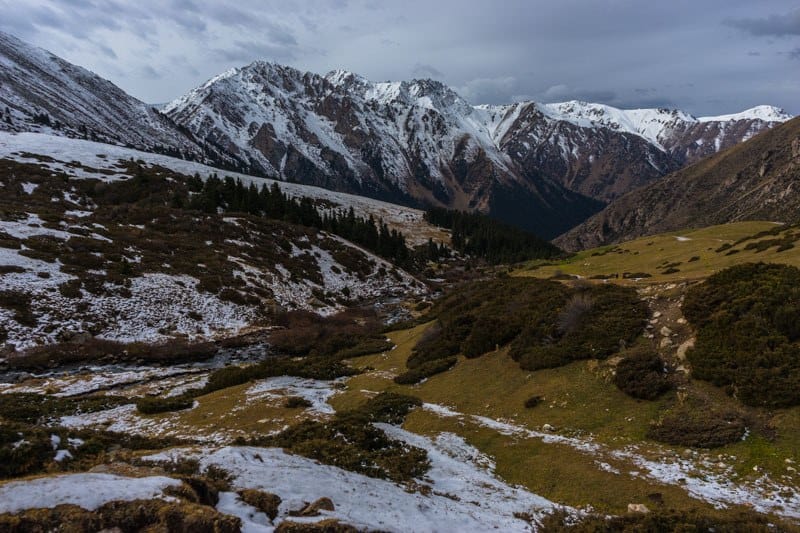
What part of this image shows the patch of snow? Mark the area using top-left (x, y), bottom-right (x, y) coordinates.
top-left (216, 492), bottom-right (273, 533)
top-left (147, 443), bottom-right (564, 532)
top-left (246, 376), bottom-right (343, 415)
top-left (0, 132), bottom-right (437, 245)
top-left (54, 449), bottom-right (73, 462)
top-left (0, 473), bottom-right (181, 513)
top-left (422, 403), bottom-right (800, 519)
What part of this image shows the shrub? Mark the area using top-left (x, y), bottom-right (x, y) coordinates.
top-left (0, 393), bottom-right (130, 423)
top-left (537, 508), bottom-right (778, 532)
top-left (136, 395), bottom-right (195, 415)
top-left (622, 271), bottom-right (652, 279)
top-left (0, 500), bottom-right (242, 532)
top-left (614, 348), bottom-right (672, 400)
top-left (203, 355), bottom-right (357, 395)
top-left (237, 489), bottom-right (281, 521)
top-left (394, 357), bottom-right (457, 385)
top-left (647, 404), bottom-right (746, 448)
top-left (556, 293), bottom-right (594, 335)
top-left (524, 395), bottom-right (543, 408)
top-left (284, 396), bottom-right (313, 408)
top-left (258, 393), bottom-right (427, 482)
top-left (0, 290), bottom-right (36, 326)
top-left (511, 284), bottom-right (647, 371)
top-left (683, 263), bottom-right (800, 407)
top-left (409, 278), bottom-right (646, 375)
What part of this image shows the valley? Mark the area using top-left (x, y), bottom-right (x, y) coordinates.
top-left (0, 19), bottom-right (799, 533)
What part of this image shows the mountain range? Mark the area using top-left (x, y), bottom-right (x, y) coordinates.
top-left (0, 30), bottom-right (792, 238)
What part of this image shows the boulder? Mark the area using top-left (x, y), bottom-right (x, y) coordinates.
top-left (627, 503), bottom-right (650, 514)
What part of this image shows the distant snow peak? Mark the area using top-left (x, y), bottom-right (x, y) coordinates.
top-left (698, 105), bottom-right (791, 123)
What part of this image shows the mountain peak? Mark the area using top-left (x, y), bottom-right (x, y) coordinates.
top-left (698, 105), bottom-right (791, 123)
top-left (324, 69), bottom-right (370, 88)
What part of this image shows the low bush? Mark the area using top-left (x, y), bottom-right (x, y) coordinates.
top-left (276, 519), bottom-right (359, 533)
top-left (0, 422), bottom-right (182, 479)
top-left (284, 396), bottom-right (313, 408)
top-left (524, 395), bottom-right (543, 408)
top-left (613, 348), bottom-right (672, 400)
top-left (203, 355), bottom-right (357, 394)
top-left (9, 338), bottom-right (217, 371)
top-left (0, 290), bottom-right (37, 326)
top-left (407, 278), bottom-right (646, 377)
top-left (0, 393), bottom-right (130, 424)
top-left (394, 357), bottom-right (456, 385)
top-left (510, 284), bottom-right (647, 371)
top-left (538, 508), bottom-right (779, 532)
top-left (0, 500), bottom-right (241, 532)
top-left (622, 271), bottom-right (652, 279)
top-left (136, 395), bottom-right (195, 414)
top-left (683, 263), bottom-right (800, 407)
top-left (647, 403), bottom-right (746, 448)
top-left (237, 489), bottom-right (281, 521)
top-left (258, 393), bottom-right (427, 483)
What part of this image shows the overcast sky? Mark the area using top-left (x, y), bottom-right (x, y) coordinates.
top-left (1, 0), bottom-right (798, 115)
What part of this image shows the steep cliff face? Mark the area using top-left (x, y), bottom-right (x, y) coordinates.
top-left (555, 117), bottom-right (800, 251)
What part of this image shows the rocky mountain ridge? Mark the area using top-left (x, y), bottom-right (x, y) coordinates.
top-left (165, 61), bottom-right (790, 235)
top-left (555, 116), bottom-right (800, 251)
top-left (0, 30), bottom-right (791, 237)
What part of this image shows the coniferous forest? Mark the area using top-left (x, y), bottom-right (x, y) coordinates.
top-left (424, 207), bottom-right (564, 264)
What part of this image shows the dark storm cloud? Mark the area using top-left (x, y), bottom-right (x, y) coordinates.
top-left (0, 0), bottom-right (797, 115)
top-left (725, 8), bottom-right (800, 37)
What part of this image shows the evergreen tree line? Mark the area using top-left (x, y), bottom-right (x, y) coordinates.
top-left (424, 207), bottom-right (563, 264)
top-left (184, 174), bottom-right (442, 269)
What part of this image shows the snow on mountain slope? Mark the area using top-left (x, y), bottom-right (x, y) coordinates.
top-left (0, 131), bottom-right (446, 246)
top-left (0, 133), bottom-right (428, 349)
top-left (698, 105), bottom-right (791, 123)
top-left (0, 31), bottom-right (235, 167)
top-left (166, 60), bottom-right (791, 212)
top-left (0, 29), bottom-right (790, 232)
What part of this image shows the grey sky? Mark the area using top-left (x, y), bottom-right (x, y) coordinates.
top-left (1, 0), bottom-right (798, 115)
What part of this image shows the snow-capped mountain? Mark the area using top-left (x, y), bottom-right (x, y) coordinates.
top-left (0, 31), bottom-right (234, 167)
top-left (165, 62), bottom-right (603, 238)
top-left (0, 30), bottom-right (791, 238)
top-left (165, 61), bottom-right (790, 236)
